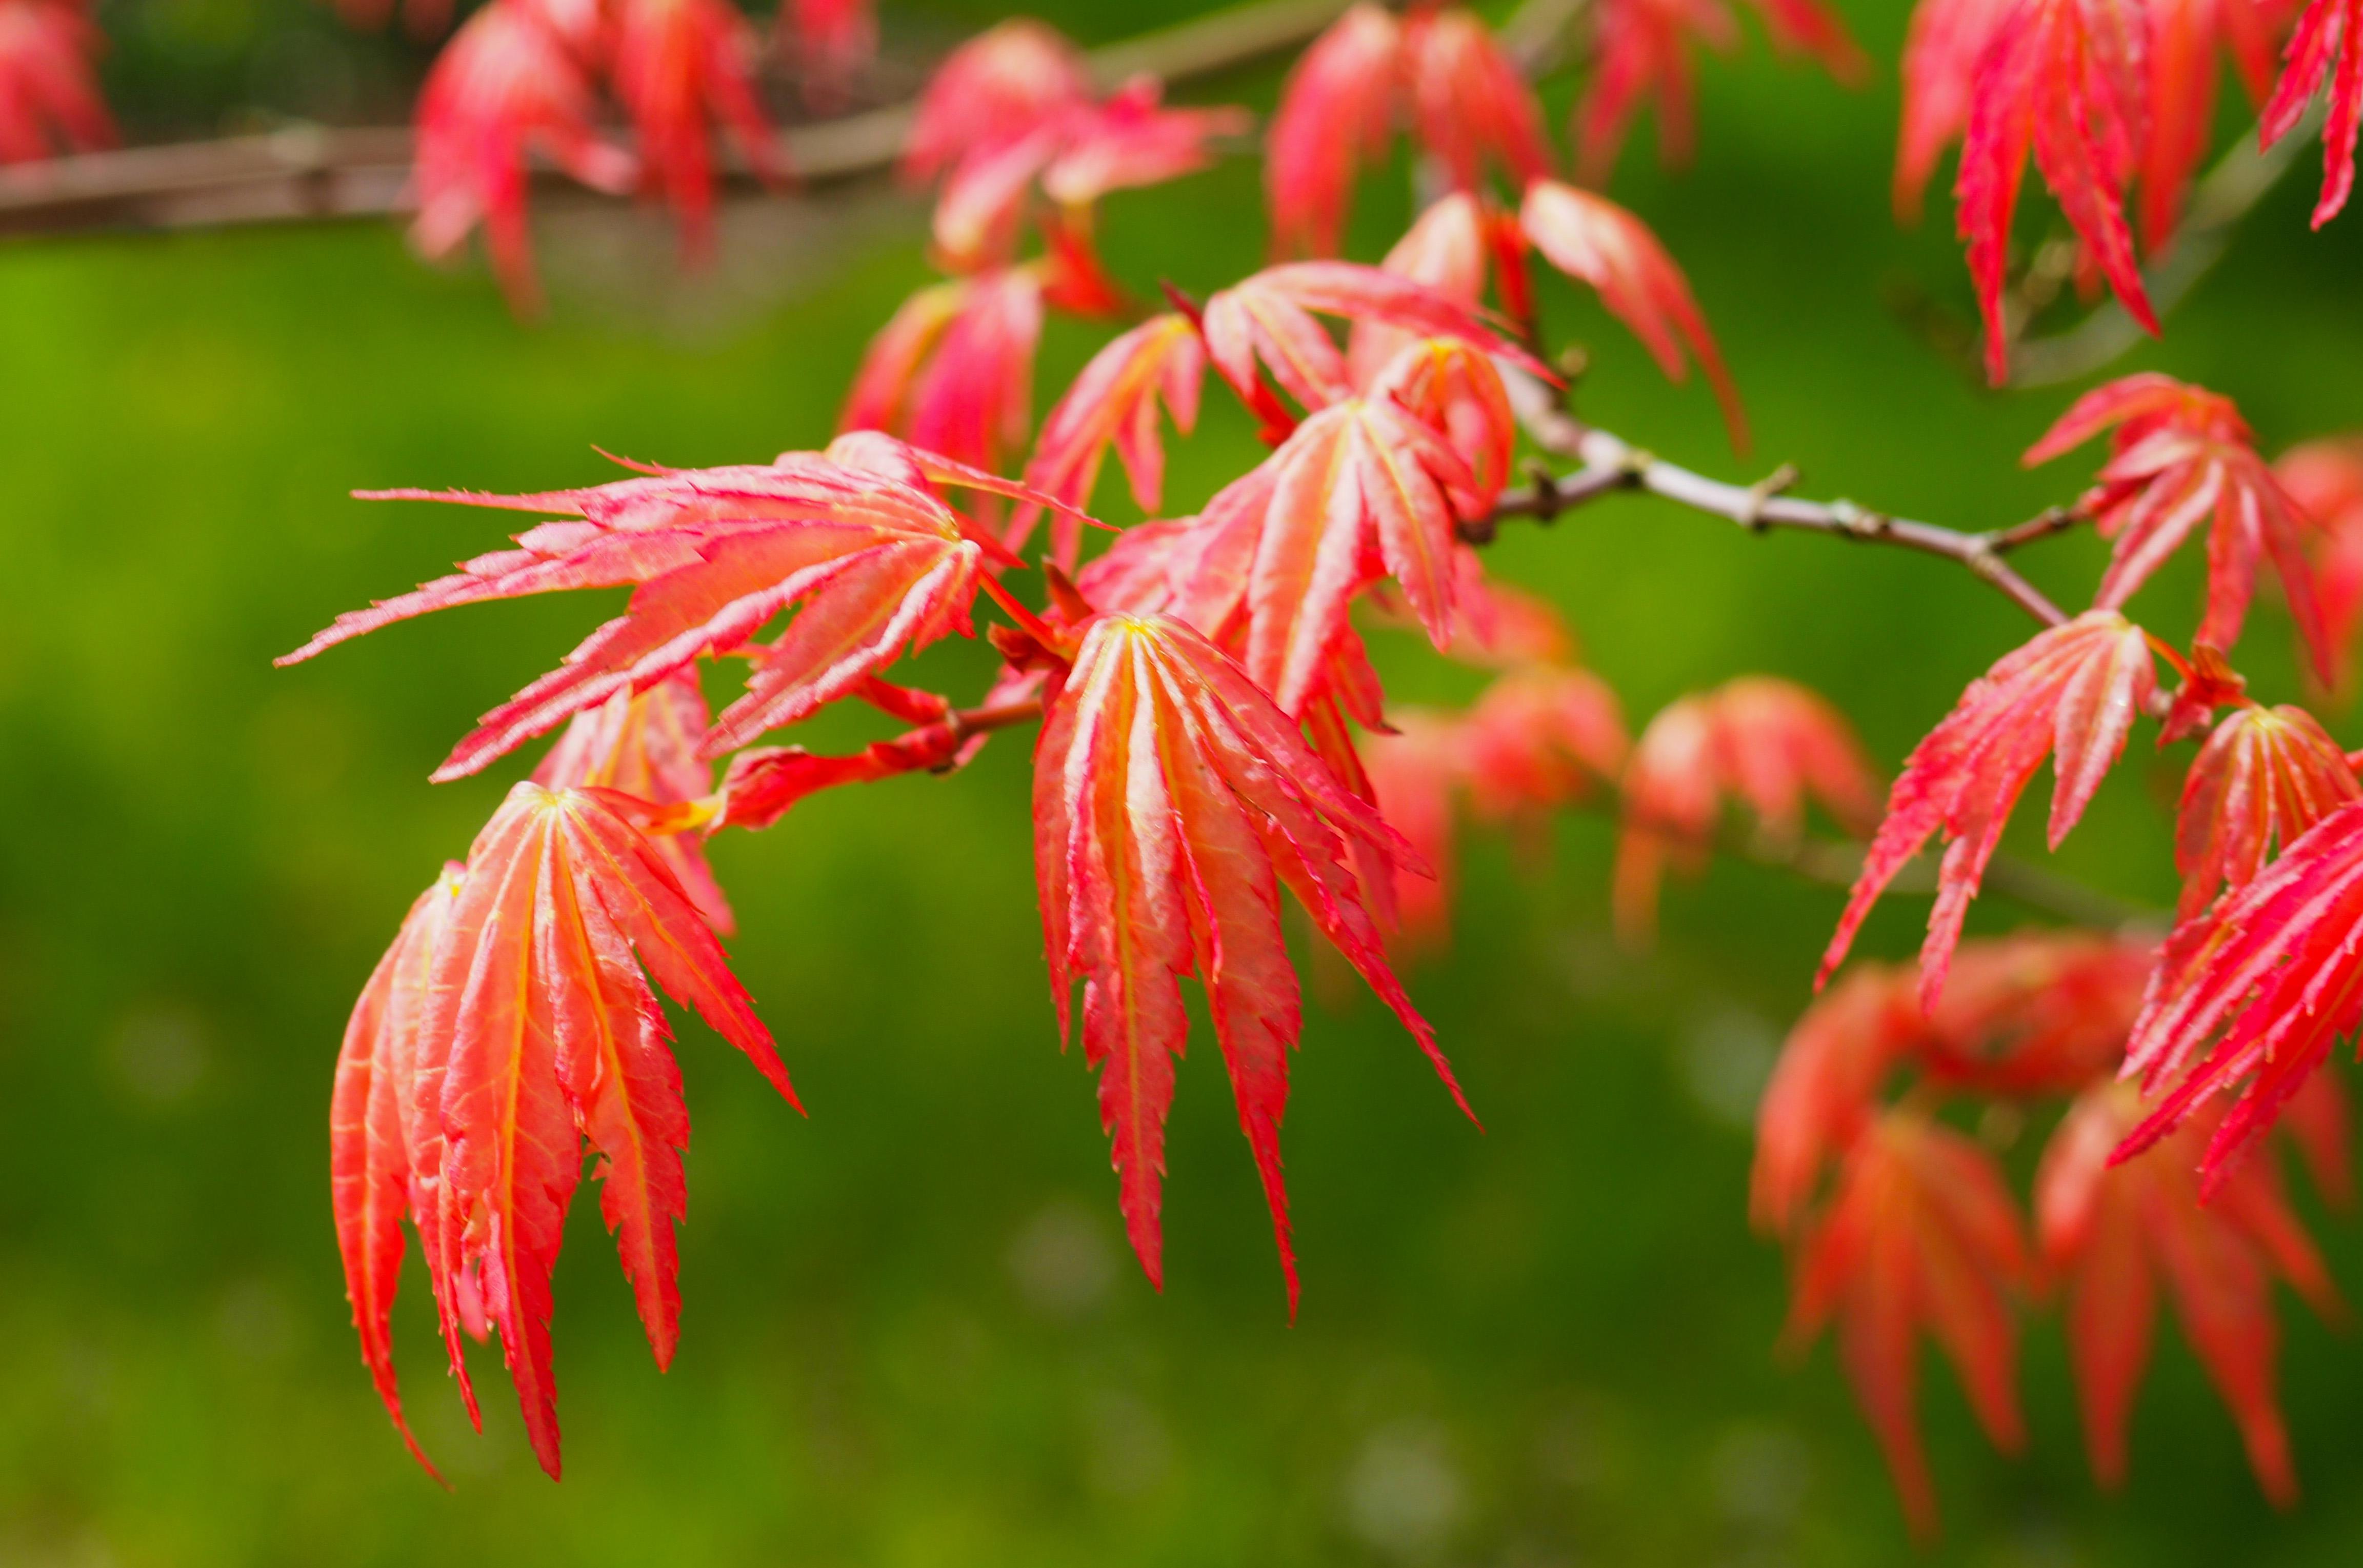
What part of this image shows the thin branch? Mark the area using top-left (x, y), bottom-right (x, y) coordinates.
top-left (1481, 412), bottom-right (2077, 627)
top-left (0, 0), bottom-right (1353, 240)
top-left (2004, 107), bottom-right (2322, 388)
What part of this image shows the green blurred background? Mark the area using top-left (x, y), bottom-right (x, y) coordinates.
top-left (7, 0), bottom-right (2363, 1561)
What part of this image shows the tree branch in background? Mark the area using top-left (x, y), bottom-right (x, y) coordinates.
top-left (0, 0), bottom-right (1352, 239)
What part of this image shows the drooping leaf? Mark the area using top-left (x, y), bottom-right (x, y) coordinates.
top-left (1518, 180), bottom-right (1749, 450)
top-left (1460, 665), bottom-right (1630, 824)
top-left (0, 0), bottom-right (114, 165)
top-left (1918, 930), bottom-right (2151, 1094)
top-left (330, 866), bottom-right (465, 1480)
top-left (1784, 1109), bottom-right (2031, 1542)
top-left (2141, 0), bottom-right (2291, 247)
top-left (901, 18), bottom-right (1091, 187)
top-left (843, 269), bottom-right (1046, 483)
top-left (2261, 0), bottom-right (2363, 226)
top-left (1820, 610), bottom-right (2156, 1008)
top-left (1365, 336), bottom-right (1519, 504)
top-left (281, 448), bottom-right (1069, 777)
top-left (1619, 675), bottom-right (1875, 943)
top-left (1034, 613), bottom-right (1465, 1305)
top-left (1399, 6), bottom-right (1553, 193)
top-left (781, 0), bottom-right (875, 112)
top-left (1751, 963), bottom-right (1923, 1235)
top-left (2039, 1081), bottom-right (2342, 1501)
top-left (345, 783), bottom-right (791, 1478)
top-left (2117, 799), bottom-right (2363, 1184)
top-left (2026, 374), bottom-right (2333, 679)
top-left (1956, 0), bottom-right (2158, 385)
top-left (410, 0), bottom-right (635, 315)
top-left (1264, 1), bottom-right (1404, 257)
top-left (609, 0), bottom-right (784, 259)
top-left (2173, 701), bottom-right (2359, 917)
top-left (533, 670), bottom-right (736, 933)
top-left (1017, 312), bottom-right (1205, 568)
top-left (1894, 0), bottom-right (2015, 218)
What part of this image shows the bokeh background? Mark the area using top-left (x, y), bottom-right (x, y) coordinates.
top-left (6, 0), bottom-right (2363, 1561)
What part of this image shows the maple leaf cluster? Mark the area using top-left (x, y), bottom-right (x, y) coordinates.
top-left (281, 3), bottom-right (2363, 1536)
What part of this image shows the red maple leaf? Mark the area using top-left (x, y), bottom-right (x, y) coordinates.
top-left (1820, 610), bottom-right (2157, 1008)
top-left (533, 671), bottom-right (736, 933)
top-left (0, 0), bottom-right (112, 163)
top-left (1017, 312), bottom-right (1205, 569)
top-left (1460, 665), bottom-right (1630, 824)
top-left (1751, 963), bottom-right (1923, 1234)
top-left (609, 0), bottom-right (783, 259)
top-left (1782, 1108), bottom-right (2030, 1541)
top-left (410, 0), bottom-right (636, 316)
top-left (332, 783), bottom-right (793, 1478)
top-left (842, 269), bottom-right (1045, 483)
top-left (2173, 700), bottom-right (2360, 917)
top-left (1956, 0), bottom-right (2157, 384)
top-left (1894, 0), bottom-right (2015, 218)
top-left (901, 19), bottom-right (1091, 188)
top-left (279, 445), bottom-right (1057, 778)
top-left (1264, 4), bottom-right (1547, 258)
top-left (2116, 799), bottom-right (2363, 1184)
top-left (1618, 676), bottom-right (1876, 942)
top-left (2142, 0), bottom-right (2292, 248)
top-left (1361, 710), bottom-right (1471, 957)
top-left (2026, 373), bottom-right (2334, 680)
top-left (1034, 613), bottom-right (1467, 1304)
top-left (780, 0), bottom-right (875, 112)
top-left (2038, 1081), bottom-right (2344, 1501)
top-left (2262, 0), bottom-right (2363, 226)
top-left (2275, 434), bottom-right (2363, 688)
top-left (1577, 0), bottom-right (1864, 185)
top-left (1518, 180), bottom-right (1749, 450)
top-left (1200, 260), bottom-right (1545, 436)
top-left (1919, 931), bottom-right (2152, 1094)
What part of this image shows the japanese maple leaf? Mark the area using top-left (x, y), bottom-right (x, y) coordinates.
top-left (1263, 4), bottom-right (1547, 258)
top-left (1400, 6), bottom-right (1554, 195)
top-left (1153, 387), bottom-right (1479, 716)
top-left (333, 783), bottom-right (793, 1478)
top-left (2116, 800), bottom-right (2363, 1183)
top-left (843, 269), bottom-right (1044, 484)
top-left (1346, 192), bottom-right (1504, 380)
top-left (0, 0), bottom-right (111, 163)
top-left (2275, 435), bottom-right (2363, 687)
top-left (1577, 0), bottom-right (1865, 184)
top-left (1820, 610), bottom-right (2157, 1008)
top-left (1518, 180), bottom-right (1749, 450)
top-left (2039, 1081), bottom-right (2343, 1500)
top-left (1894, 0), bottom-right (2015, 218)
top-left (1199, 260), bottom-right (1544, 436)
top-left (410, 0), bottom-right (636, 316)
top-left (2173, 701), bottom-right (2359, 916)
top-left (2142, 0), bottom-right (2291, 247)
top-left (2262, 0), bottom-right (2363, 225)
top-left (1919, 931), bottom-right (2153, 1093)
top-left (901, 18), bottom-right (1091, 187)
top-left (1617, 676), bottom-right (1876, 942)
top-left (1460, 665), bottom-right (1630, 824)
top-left (1034, 613), bottom-right (1467, 1303)
top-left (930, 74), bottom-right (1245, 274)
top-left (1784, 1108), bottom-right (2030, 1541)
top-left (534, 670), bottom-right (736, 933)
top-left (1956, 0), bottom-right (2158, 384)
top-left (1017, 312), bottom-right (1205, 569)
top-left (280, 446), bottom-right (1053, 777)
top-left (1366, 336), bottom-right (1520, 502)
top-left (781, 0), bottom-right (874, 112)
top-left (2026, 374), bottom-right (2334, 679)
top-left (610, 0), bottom-right (785, 259)
top-left (1751, 963), bottom-right (1922, 1234)
top-left (1361, 710), bottom-right (1471, 957)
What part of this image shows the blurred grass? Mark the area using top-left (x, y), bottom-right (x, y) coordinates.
top-left (5, 0), bottom-right (2363, 1562)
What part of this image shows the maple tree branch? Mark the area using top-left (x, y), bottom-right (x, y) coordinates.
top-left (2003, 106), bottom-right (2322, 388)
top-left (0, 0), bottom-right (1352, 239)
top-left (1480, 412), bottom-right (2076, 628)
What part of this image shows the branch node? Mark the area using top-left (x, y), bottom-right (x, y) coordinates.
top-left (1739, 463), bottom-right (1799, 532)
top-left (1829, 498), bottom-right (1890, 539)
top-left (1525, 459), bottom-right (1562, 523)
